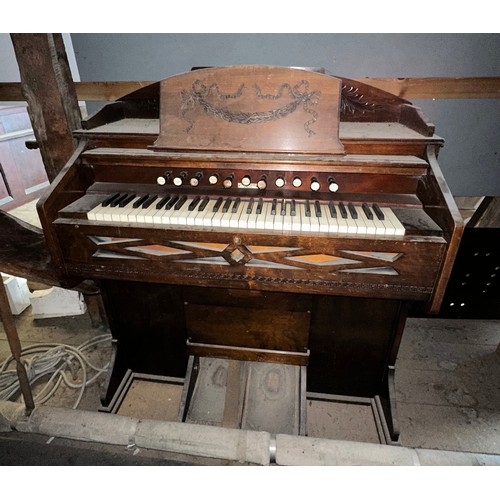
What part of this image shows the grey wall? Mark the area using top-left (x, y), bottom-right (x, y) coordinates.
top-left (71, 33), bottom-right (500, 196)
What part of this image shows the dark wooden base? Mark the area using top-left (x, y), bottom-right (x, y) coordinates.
top-left (98, 279), bottom-right (407, 422)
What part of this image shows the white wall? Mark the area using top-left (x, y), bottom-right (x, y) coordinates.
top-left (70, 33), bottom-right (500, 197)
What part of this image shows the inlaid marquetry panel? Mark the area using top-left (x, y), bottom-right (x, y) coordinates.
top-left (86, 235), bottom-right (404, 276)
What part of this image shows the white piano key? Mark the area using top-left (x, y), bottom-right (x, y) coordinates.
top-left (290, 203), bottom-right (301, 232)
top-left (283, 202), bottom-right (293, 232)
top-left (233, 201), bottom-right (249, 228)
top-left (159, 203), bottom-right (178, 225)
top-left (381, 207), bottom-right (406, 235)
top-left (324, 205), bottom-right (339, 234)
top-left (354, 207), bottom-right (369, 235)
top-left (220, 201), bottom-right (234, 227)
top-left (255, 202), bottom-right (268, 230)
top-left (273, 201), bottom-right (285, 231)
top-left (141, 204), bottom-right (160, 224)
top-left (299, 203), bottom-right (311, 232)
top-left (185, 198), bottom-right (206, 226)
top-left (316, 205), bottom-right (330, 233)
top-left (87, 203), bottom-right (106, 221)
top-left (309, 210), bottom-right (320, 232)
top-left (247, 201), bottom-right (259, 229)
top-left (378, 208), bottom-right (396, 235)
top-left (337, 209), bottom-right (349, 234)
top-left (264, 202), bottom-right (276, 230)
top-left (345, 211), bottom-right (358, 234)
top-left (174, 201), bottom-right (193, 225)
top-left (237, 200), bottom-right (252, 229)
top-left (211, 206), bottom-right (223, 227)
top-left (168, 197), bottom-right (188, 225)
top-left (200, 199), bottom-right (219, 226)
top-left (372, 215), bottom-right (387, 235)
top-left (110, 199), bottom-right (136, 222)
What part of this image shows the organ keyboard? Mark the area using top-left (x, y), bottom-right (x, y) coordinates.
top-left (38, 66), bottom-right (463, 440)
top-left (86, 192), bottom-right (406, 236)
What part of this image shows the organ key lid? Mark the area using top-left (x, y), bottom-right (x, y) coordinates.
top-left (151, 65), bottom-right (345, 155)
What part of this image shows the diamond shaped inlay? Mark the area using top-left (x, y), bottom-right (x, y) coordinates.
top-left (223, 244), bottom-right (253, 266)
top-left (230, 248), bottom-right (245, 263)
top-left (286, 254), bottom-right (361, 266)
top-left (125, 245), bottom-right (191, 257)
top-left (343, 251), bottom-right (402, 262)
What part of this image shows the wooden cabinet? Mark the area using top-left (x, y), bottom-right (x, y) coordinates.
top-left (0, 105), bottom-right (49, 211)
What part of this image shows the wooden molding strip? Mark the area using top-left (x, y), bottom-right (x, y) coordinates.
top-left (1, 77), bottom-right (499, 102)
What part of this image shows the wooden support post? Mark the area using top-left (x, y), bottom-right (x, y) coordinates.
top-left (0, 277), bottom-right (35, 415)
top-left (10, 33), bottom-right (82, 182)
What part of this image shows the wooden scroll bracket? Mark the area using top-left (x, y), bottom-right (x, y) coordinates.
top-left (152, 66), bottom-right (345, 155)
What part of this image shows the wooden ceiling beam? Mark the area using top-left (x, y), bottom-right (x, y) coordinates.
top-left (10, 33), bottom-right (82, 182)
top-left (1, 77), bottom-right (500, 103)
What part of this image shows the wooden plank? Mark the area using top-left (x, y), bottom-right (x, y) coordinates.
top-left (10, 34), bottom-right (82, 182)
top-left (1, 77), bottom-right (500, 103)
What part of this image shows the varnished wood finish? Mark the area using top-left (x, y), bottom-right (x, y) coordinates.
top-left (153, 66), bottom-right (344, 154)
top-left (37, 67), bottom-right (463, 412)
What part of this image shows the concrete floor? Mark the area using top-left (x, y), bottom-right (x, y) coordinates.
top-left (1, 199), bottom-right (500, 463)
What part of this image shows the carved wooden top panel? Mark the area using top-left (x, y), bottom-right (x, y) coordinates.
top-left (152, 66), bottom-right (344, 155)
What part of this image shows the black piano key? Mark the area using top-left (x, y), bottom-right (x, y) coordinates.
top-left (188, 196), bottom-right (201, 211)
top-left (166, 195), bottom-right (179, 210)
top-left (362, 203), bottom-right (374, 220)
top-left (348, 202), bottom-right (358, 219)
top-left (329, 201), bottom-right (337, 218)
top-left (373, 204), bottom-right (385, 220)
top-left (246, 198), bottom-right (255, 214)
top-left (222, 198), bottom-right (233, 213)
top-left (232, 198), bottom-right (241, 213)
top-left (133, 194), bottom-right (149, 208)
top-left (213, 197), bottom-right (223, 212)
top-left (102, 193), bottom-right (121, 207)
top-left (305, 200), bottom-right (311, 217)
top-left (110, 193), bottom-right (128, 207)
top-left (119, 194), bottom-right (136, 208)
top-left (142, 195), bottom-right (158, 209)
top-left (314, 201), bottom-right (322, 217)
top-left (271, 199), bottom-right (277, 215)
top-left (280, 200), bottom-right (287, 216)
top-left (174, 195), bottom-right (187, 210)
top-left (156, 195), bottom-right (171, 209)
top-left (339, 202), bottom-right (348, 219)
top-left (290, 200), bottom-right (296, 216)
top-left (198, 197), bottom-right (209, 211)
top-left (256, 198), bottom-right (263, 215)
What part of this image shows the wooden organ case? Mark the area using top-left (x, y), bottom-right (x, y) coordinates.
top-left (37, 66), bottom-right (463, 441)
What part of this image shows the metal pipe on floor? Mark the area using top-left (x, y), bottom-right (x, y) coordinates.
top-left (1, 401), bottom-right (499, 466)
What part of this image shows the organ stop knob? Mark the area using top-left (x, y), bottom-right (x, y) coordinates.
top-left (257, 175), bottom-right (267, 190)
top-left (223, 174), bottom-right (234, 189)
top-left (275, 176), bottom-right (285, 188)
top-left (190, 172), bottom-right (203, 186)
top-left (241, 175), bottom-right (251, 186)
top-left (292, 176), bottom-right (302, 188)
top-left (173, 172), bottom-right (187, 186)
top-left (310, 177), bottom-right (320, 192)
top-left (156, 171), bottom-right (171, 186)
top-left (328, 177), bottom-right (339, 192)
